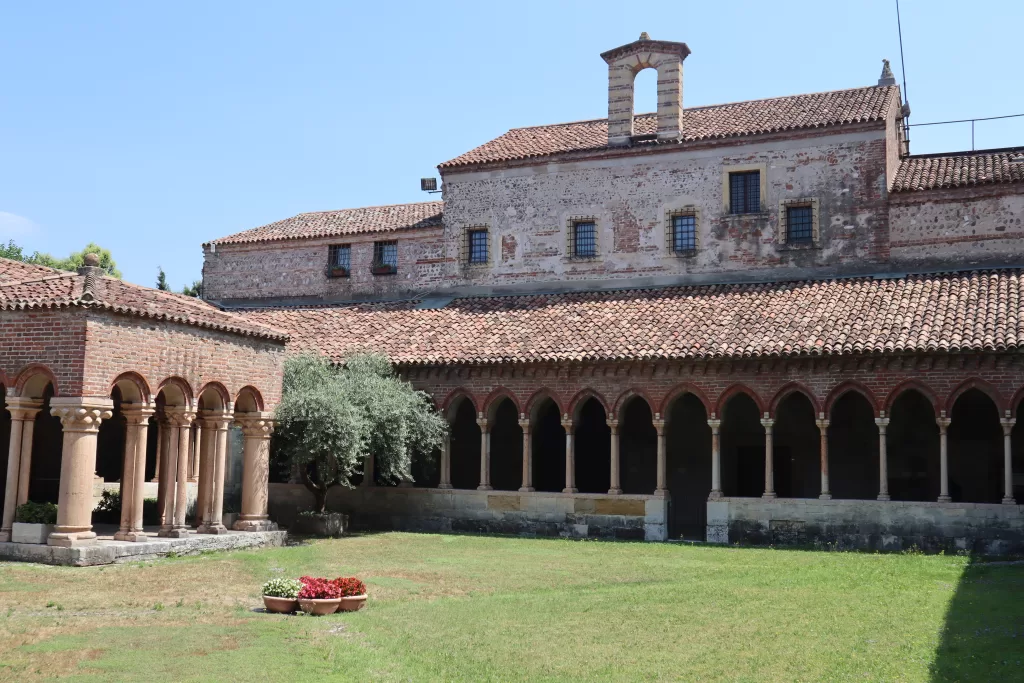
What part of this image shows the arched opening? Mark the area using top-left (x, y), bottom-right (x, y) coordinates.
top-left (633, 67), bottom-right (658, 120)
top-left (28, 383), bottom-right (62, 505)
top-left (948, 389), bottom-right (1003, 503)
top-left (619, 397), bottom-right (657, 494)
top-left (0, 386), bottom-right (10, 518)
top-left (410, 446), bottom-right (440, 488)
top-left (665, 393), bottom-right (710, 539)
top-left (95, 385), bottom-right (126, 483)
top-left (575, 398), bottom-right (610, 494)
top-left (489, 398), bottom-right (522, 491)
top-left (828, 392), bottom-right (879, 500)
top-left (887, 390), bottom-right (939, 502)
top-left (531, 398), bottom-right (564, 493)
top-left (1012, 401), bottom-right (1024, 503)
top-left (448, 398), bottom-right (480, 490)
top-left (773, 392), bottom-right (819, 498)
top-left (720, 393), bottom-right (764, 497)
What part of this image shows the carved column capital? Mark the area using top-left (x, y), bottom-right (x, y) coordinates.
top-left (652, 419), bottom-right (665, 435)
top-left (236, 412), bottom-right (274, 438)
top-left (875, 417), bottom-right (890, 432)
top-left (517, 418), bottom-right (531, 430)
top-left (606, 419), bottom-right (619, 434)
top-left (164, 407), bottom-right (197, 428)
top-left (199, 408), bottom-right (234, 431)
top-left (936, 417), bottom-right (951, 433)
top-left (560, 416), bottom-right (573, 431)
top-left (49, 397), bottom-right (114, 434)
top-left (707, 418), bottom-right (721, 432)
top-left (815, 419), bottom-right (830, 431)
top-left (760, 418), bottom-right (775, 432)
top-left (5, 397), bottom-right (43, 421)
top-left (475, 417), bottom-right (489, 432)
top-left (121, 404), bottom-right (156, 426)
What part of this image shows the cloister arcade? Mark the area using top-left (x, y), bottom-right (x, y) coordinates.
top-left (411, 380), bottom-right (1022, 538)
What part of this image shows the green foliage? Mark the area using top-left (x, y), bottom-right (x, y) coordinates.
top-left (14, 501), bottom-right (58, 524)
top-left (156, 267), bottom-right (170, 291)
top-left (1, 239), bottom-right (26, 261)
top-left (181, 279), bottom-right (203, 297)
top-left (273, 352), bottom-right (446, 512)
top-left (261, 577), bottom-right (303, 599)
top-left (0, 240), bottom-right (120, 277)
top-left (92, 490), bottom-right (121, 524)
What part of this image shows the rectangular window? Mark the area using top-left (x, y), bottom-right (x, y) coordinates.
top-left (786, 205), bottom-right (814, 243)
top-left (372, 241), bottom-right (397, 274)
top-left (468, 228), bottom-right (489, 265)
top-left (729, 170), bottom-right (761, 214)
top-left (327, 244), bottom-right (350, 277)
top-left (671, 214), bottom-right (697, 254)
top-left (573, 221), bottom-right (597, 259)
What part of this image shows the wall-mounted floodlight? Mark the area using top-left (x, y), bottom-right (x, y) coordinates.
top-left (421, 177), bottom-right (441, 194)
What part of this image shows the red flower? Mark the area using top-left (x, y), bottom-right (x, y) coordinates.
top-left (331, 577), bottom-right (367, 597)
top-left (297, 576), bottom-right (342, 600)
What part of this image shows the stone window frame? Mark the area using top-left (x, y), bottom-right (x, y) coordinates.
top-left (371, 240), bottom-right (398, 275)
top-left (458, 225), bottom-right (492, 268)
top-left (566, 215), bottom-right (601, 261)
top-left (326, 243), bottom-right (351, 278)
top-left (777, 197), bottom-right (821, 248)
top-left (664, 206), bottom-right (701, 257)
top-left (721, 162), bottom-right (768, 216)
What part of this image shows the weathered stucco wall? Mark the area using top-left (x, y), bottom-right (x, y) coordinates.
top-left (708, 498), bottom-right (1024, 554)
top-left (440, 129), bottom-right (891, 285)
top-left (202, 227), bottom-right (445, 301)
top-left (890, 187), bottom-right (1024, 266)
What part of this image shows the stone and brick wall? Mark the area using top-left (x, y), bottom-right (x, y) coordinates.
top-left (0, 309), bottom-right (86, 395)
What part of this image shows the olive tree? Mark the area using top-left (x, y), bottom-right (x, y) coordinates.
top-left (273, 352), bottom-right (446, 513)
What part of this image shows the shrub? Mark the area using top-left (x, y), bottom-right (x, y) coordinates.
top-left (297, 576), bottom-right (342, 600)
top-left (92, 490), bottom-right (121, 524)
top-left (261, 578), bottom-right (303, 599)
top-left (15, 501), bottom-right (57, 525)
top-left (333, 577), bottom-right (366, 597)
top-left (142, 498), bottom-right (160, 526)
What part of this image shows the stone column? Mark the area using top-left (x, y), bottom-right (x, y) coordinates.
top-left (817, 417), bottom-right (831, 500)
top-left (477, 416), bottom-right (492, 491)
top-left (115, 406), bottom-right (154, 541)
top-left (155, 418), bottom-right (170, 520)
top-left (1001, 417), bottom-right (1016, 505)
top-left (608, 419), bottom-right (622, 495)
top-left (194, 414), bottom-right (215, 528)
top-left (47, 397), bottom-right (114, 547)
top-left (438, 433), bottom-right (452, 489)
top-left (708, 417), bottom-right (722, 500)
top-left (0, 398), bottom-right (42, 542)
top-left (876, 417), bottom-right (890, 501)
top-left (761, 417), bottom-right (776, 500)
top-left (234, 413), bottom-right (277, 531)
top-left (172, 410), bottom-right (194, 532)
top-left (152, 419), bottom-right (162, 483)
top-left (937, 416), bottom-right (952, 503)
top-left (518, 416), bottom-right (534, 492)
top-left (199, 412), bottom-right (232, 534)
top-left (654, 417), bottom-right (667, 497)
top-left (188, 422), bottom-right (201, 483)
top-left (562, 416), bottom-right (577, 493)
top-left (158, 409), bottom-right (190, 538)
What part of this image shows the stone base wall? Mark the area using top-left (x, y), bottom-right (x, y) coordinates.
top-left (268, 484), bottom-right (668, 541)
top-left (707, 498), bottom-right (1024, 555)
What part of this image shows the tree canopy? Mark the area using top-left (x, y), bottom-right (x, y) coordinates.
top-left (273, 352), bottom-right (446, 512)
top-left (0, 240), bottom-right (121, 278)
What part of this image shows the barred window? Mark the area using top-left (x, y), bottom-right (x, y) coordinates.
top-left (468, 228), bottom-right (488, 264)
top-left (671, 214), bottom-right (697, 254)
top-left (372, 241), bottom-right (397, 273)
top-left (729, 170), bottom-right (761, 214)
top-left (327, 244), bottom-right (350, 276)
top-left (573, 221), bottom-right (597, 259)
top-left (786, 205), bottom-right (814, 243)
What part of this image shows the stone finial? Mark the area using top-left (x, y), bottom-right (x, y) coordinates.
top-left (878, 59), bottom-right (896, 86)
top-left (83, 253), bottom-right (100, 267)
top-left (639, 32), bottom-right (650, 40)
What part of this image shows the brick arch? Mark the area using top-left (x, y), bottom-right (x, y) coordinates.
top-left (714, 383), bottom-right (765, 416)
top-left (156, 376), bottom-right (194, 407)
top-left (945, 378), bottom-right (1006, 416)
top-left (524, 388), bottom-right (563, 422)
top-left (883, 379), bottom-right (940, 414)
top-left (15, 364), bottom-right (58, 398)
top-left (0, 368), bottom-right (10, 392)
top-left (768, 382), bottom-right (821, 418)
top-left (824, 380), bottom-right (880, 416)
top-left (612, 388), bottom-right (657, 421)
top-left (441, 389), bottom-right (477, 422)
top-left (482, 387), bottom-right (521, 421)
top-left (568, 388), bottom-right (610, 422)
top-left (198, 381), bottom-right (232, 411)
top-left (234, 385), bottom-right (265, 413)
top-left (1010, 386), bottom-right (1024, 416)
top-left (109, 371), bottom-right (153, 405)
top-left (658, 382), bottom-right (712, 417)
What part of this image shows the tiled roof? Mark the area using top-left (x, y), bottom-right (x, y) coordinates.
top-left (439, 85), bottom-right (900, 169)
top-left (238, 269), bottom-right (1022, 366)
top-left (0, 257), bottom-right (288, 341)
top-left (892, 148), bottom-right (1024, 192)
top-left (209, 201), bottom-right (444, 246)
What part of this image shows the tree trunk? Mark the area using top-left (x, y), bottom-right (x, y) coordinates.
top-left (302, 471), bottom-right (329, 514)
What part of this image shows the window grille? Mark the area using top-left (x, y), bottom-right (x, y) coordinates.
top-left (327, 244), bottom-right (351, 276)
top-left (372, 241), bottom-right (397, 273)
top-left (786, 205), bottom-right (814, 243)
top-left (468, 229), bottom-right (488, 264)
top-left (573, 221), bottom-right (597, 259)
top-left (671, 214), bottom-right (697, 254)
top-left (729, 170), bottom-right (761, 214)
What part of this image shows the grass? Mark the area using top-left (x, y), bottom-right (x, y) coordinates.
top-left (0, 533), bottom-right (1020, 681)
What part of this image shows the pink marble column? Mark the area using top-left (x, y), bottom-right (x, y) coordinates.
top-left (234, 413), bottom-right (277, 531)
top-left (1001, 417), bottom-right (1016, 505)
top-left (114, 405), bottom-right (154, 541)
top-left (653, 417), bottom-right (667, 497)
top-left (708, 417), bottom-right (722, 500)
top-left (518, 417), bottom-right (534, 492)
top-left (608, 419), bottom-right (622, 495)
top-left (817, 417), bottom-right (831, 500)
top-left (199, 411), bottom-right (232, 534)
top-left (0, 398), bottom-right (42, 542)
top-left (438, 433), bottom-right (452, 489)
top-left (477, 416), bottom-right (492, 491)
top-left (562, 416), bottom-right (577, 494)
top-left (876, 416), bottom-right (890, 501)
top-left (761, 417), bottom-right (776, 500)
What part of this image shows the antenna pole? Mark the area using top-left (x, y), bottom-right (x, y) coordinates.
top-left (896, 0), bottom-right (911, 150)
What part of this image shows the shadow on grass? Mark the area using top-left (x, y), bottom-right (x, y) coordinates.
top-left (930, 557), bottom-right (1024, 681)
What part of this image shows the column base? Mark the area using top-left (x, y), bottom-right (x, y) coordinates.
top-left (0, 530), bottom-right (10, 543)
top-left (113, 530), bottom-right (149, 542)
top-left (762, 492), bottom-right (777, 501)
top-left (562, 487), bottom-right (578, 494)
top-left (477, 485), bottom-right (493, 491)
top-left (937, 495), bottom-right (952, 503)
top-left (1002, 497), bottom-right (1017, 505)
top-left (653, 489), bottom-right (669, 499)
top-left (437, 484), bottom-right (453, 490)
top-left (158, 527), bottom-right (189, 538)
top-left (47, 531), bottom-right (97, 547)
top-left (707, 490), bottom-right (723, 501)
top-left (518, 486), bottom-right (535, 493)
top-left (232, 518), bottom-right (278, 532)
top-left (877, 494), bottom-right (891, 501)
top-left (819, 493), bottom-right (832, 500)
top-left (607, 488), bottom-right (622, 495)
top-left (197, 522), bottom-right (229, 535)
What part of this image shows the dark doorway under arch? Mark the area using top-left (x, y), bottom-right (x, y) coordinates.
top-left (449, 399), bottom-right (480, 490)
top-left (28, 384), bottom-right (62, 505)
top-left (575, 398), bottom-right (610, 494)
top-left (532, 399), bottom-right (564, 493)
top-left (0, 387), bottom-right (10, 519)
top-left (887, 390), bottom-right (939, 502)
top-left (96, 386), bottom-right (126, 483)
top-left (720, 393), bottom-right (764, 497)
top-left (948, 389), bottom-right (1003, 503)
top-left (828, 392), bottom-right (879, 500)
top-left (665, 393), bottom-right (710, 539)
top-left (773, 393), bottom-right (819, 498)
top-left (620, 399), bottom-right (657, 494)
top-left (490, 399), bottom-right (522, 491)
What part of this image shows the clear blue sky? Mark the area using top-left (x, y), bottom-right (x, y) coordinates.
top-left (1, 1), bottom-right (1021, 289)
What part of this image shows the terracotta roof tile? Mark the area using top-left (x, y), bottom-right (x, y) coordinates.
top-left (439, 85), bottom-right (900, 169)
top-left (209, 201), bottom-right (443, 246)
top-left (892, 148), bottom-right (1024, 192)
top-left (238, 270), bottom-right (1021, 366)
top-left (0, 257), bottom-right (287, 341)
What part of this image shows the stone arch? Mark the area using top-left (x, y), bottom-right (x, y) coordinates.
top-left (769, 382), bottom-right (821, 418)
top-left (525, 389), bottom-right (563, 422)
top-left (442, 389), bottom-right (477, 422)
top-left (659, 383), bottom-right (712, 418)
top-left (613, 388), bottom-right (657, 421)
top-left (714, 383), bottom-right (765, 417)
top-left (884, 379), bottom-right (939, 414)
top-left (944, 378), bottom-right (1006, 417)
top-left (233, 385), bottom-right (264, 413)
top-left (110, 371), bottom-right (152, 405)
top-left (15, 364), bottom-right (58, 398)
top-left (197, 381), bottom-right (231, 411)
top-left (483, 387), bottom-right (521, 422)
top-left (948, 388), bottom-right (1004, 503)
top-left (157, 377), bottom-right (194, 407)
top-left (824, 380), bottom-right (880, 416)
top-left (568, 388), bottom-right (610, 423)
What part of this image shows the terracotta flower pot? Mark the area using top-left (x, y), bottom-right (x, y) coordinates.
top-left (338, 594), bottom-right (368, 612)
top-left (299, 598), bottom-right (342, 615)
top-left (262, 595), bottom-right (299, 614)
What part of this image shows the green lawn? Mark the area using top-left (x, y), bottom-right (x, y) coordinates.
top-left (0, 533), bottom-right (1020, 681)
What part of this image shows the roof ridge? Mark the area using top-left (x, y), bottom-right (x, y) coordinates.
top-left (906, 145), bottom-right (1024, 159)
top-left (295, 200), bottom-right (444, 217)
